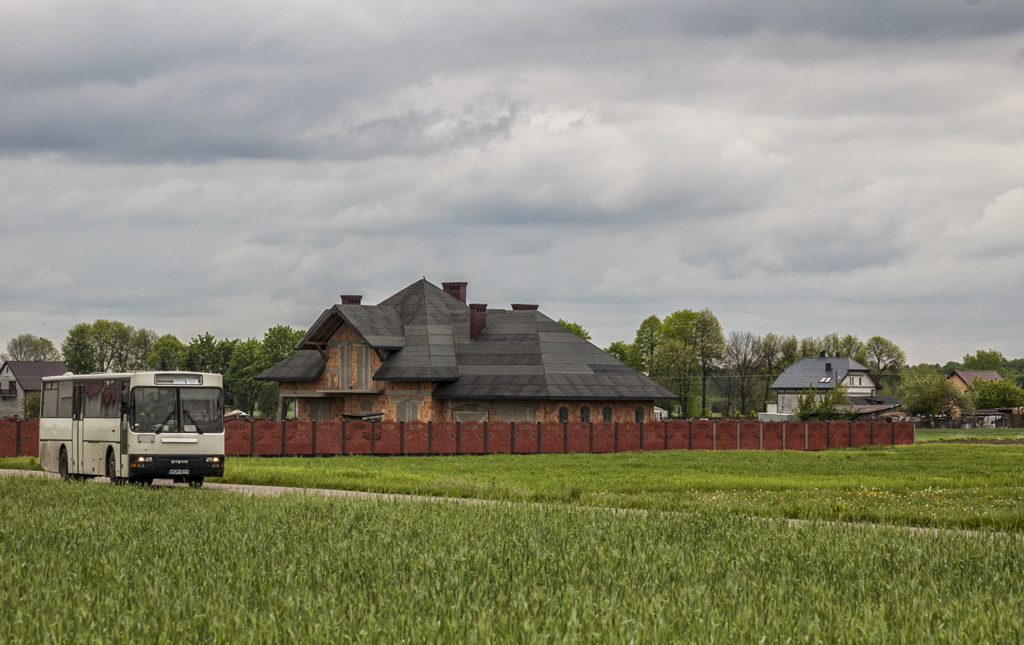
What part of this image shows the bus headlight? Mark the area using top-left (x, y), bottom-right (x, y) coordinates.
top-left (206, 456), bottom-right (221, 463)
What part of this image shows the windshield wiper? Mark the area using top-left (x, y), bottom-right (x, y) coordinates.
top-left (155, 409), bottom-right (175, 434)
top-left (183, 409), bottom-right (203, 434)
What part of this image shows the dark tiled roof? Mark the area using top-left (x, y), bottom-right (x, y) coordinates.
top-left (951, 370), bottom-right (1003, 384)
top-left (2, 361), bottom-right (68, 391)
top-left (771, 357), bottom-right (878, 391)
top-left (264, 279), bottom-right (674, 401)
top-left (254, 350), bottom-right (325, 382)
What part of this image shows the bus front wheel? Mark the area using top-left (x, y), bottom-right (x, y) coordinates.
top-left (187, 477), bottom-right (204, 488)
top-left (58, 447), bottom-right (69, 480)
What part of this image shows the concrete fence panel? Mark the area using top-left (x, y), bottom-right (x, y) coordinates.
top-left (540, 421), bottom-right (565, 452)
top-left (0, 418), bottom-right (17, 458)
top-left (403, 421), bottom-right (430, 454)
top-left (872, 422), bottom-right (894, 446)
top-left (253, 419), bottom-right (283, 456)
top-left (433, 421), bottom-right (459, 454)
top-left (666, 420), bottom-right (690, 450)
top-left (762, 422), bottom-right (783, 450)
top-left (314, 421), bottom-right (343, 455)
top-left (784, 422), bottom-right (806, 451)
top-left (20, 418), bottom-right (39, 457)
top-left (564, 422), bottom-right (588, 453)
top-left (894, 421), bottom-right (915, 446)
top-left (714, 420), bottom-right (738, 450)
top-left (512, 422), bottom-right (538, 454)
top-left (592, 422), bottom-right (615, 452)
top-left (691, 420), bottom-right (714, 450)
top-left (642, 422), bottom-right (666, 450)
top-left (738, 421), bottom-right (760, 450)
top-left (344, 421), bottom-right (373, 455)
top-left (455, 421), bottom-right (483, 454)
top-left (376, 421), bottom-right (402, 455)
top-left (828, 421), bottom-right (851, 449)
top-left (484, 421), bottom-right (510, 453)
top-left (617, 422), bottom-right (642, 452)
top-left (806, 421), bottom-right (828, 451)
top-left (850, 422), bottom-right (871, 447)
top-left (284, 420), bottom-right (313, 456)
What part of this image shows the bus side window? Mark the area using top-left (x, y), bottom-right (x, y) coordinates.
top-left (42, 382), bottom-right (59, 418)
top-left (57, 382), bottom-right (74, 418)
top-left (84, 380), bottom-right (103, 418)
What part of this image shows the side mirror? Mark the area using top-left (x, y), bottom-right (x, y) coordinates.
top-left (225, 392), bottom-right (235, 406)
top-left (121, 388), bottom-right (130, 414)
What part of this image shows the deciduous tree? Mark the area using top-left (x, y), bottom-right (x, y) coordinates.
top-left (899, 365), bottom-right (971, 416)
top-left (692, 309), bottom-right (725, 417)
top-left (147, 335), bottom-right (186, 370)
top-left (2, 334), bottom-right (61, 362)
top-left (971, 378), bottom-right (1024, 409)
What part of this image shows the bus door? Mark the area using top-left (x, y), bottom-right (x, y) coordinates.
top-left (72, 382), bottom-right (85, 474)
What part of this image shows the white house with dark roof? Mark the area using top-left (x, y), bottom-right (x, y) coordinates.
top-left (256, 279), bottom-right (674, 424)
top-left (0, 361), bottom-right (68, 418)
top-left (769, 354), bottom-right (882, 415)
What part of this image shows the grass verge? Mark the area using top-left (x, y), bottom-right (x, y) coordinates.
top-left (213, 444), bottom-right (1024, 530)
top-left (0, 456), bottom-right (41, 470)
top-left (1, 474), bottom-right (1022, 644)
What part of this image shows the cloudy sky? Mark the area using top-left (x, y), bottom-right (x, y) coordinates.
top-left (2, 0), bottom-right (1023, 365)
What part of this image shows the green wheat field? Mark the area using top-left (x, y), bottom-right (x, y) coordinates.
top-left (1, 474), bottom-right (1022, 644)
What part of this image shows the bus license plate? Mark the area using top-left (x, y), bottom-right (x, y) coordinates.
top-left (169, 469), bottom-right (189, 475)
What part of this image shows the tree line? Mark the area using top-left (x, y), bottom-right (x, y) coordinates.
top-left (3, 322), bottom-right (305, 418)
top-left (897, 349), bottom-right (1024, 417)
top-left (589, 310), bottom-right (909, 418)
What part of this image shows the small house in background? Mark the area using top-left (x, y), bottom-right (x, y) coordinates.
top-left (948, 370), bottom-right (1003, 393)
top-left (256, 278), bottom-right (674, 424)
top-left (0, 361), bottom-right (68, 418)
top-left (767, 353), bottom-right (898, 418)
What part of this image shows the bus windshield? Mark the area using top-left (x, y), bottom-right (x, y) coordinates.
top-left (132, 387), bottom-right (223, 434)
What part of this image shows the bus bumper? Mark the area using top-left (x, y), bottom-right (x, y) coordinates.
top-left (128, 454), bottom-right (225, 479)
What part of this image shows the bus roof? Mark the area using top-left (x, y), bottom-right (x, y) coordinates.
top-left (41, 371), bottom-right (223, 387)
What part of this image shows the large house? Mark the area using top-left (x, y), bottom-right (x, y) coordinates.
top-left (0, 361), bottom-right (68, 418)
top-left (256, 279), bottom-right (674, 424)
top-left (769, 354), bottom-right (897, 416)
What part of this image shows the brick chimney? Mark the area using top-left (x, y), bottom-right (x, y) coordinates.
top-left (340, 295), bottom-right (362, 305)
top-left (511, 304), bottom-right (539, 310)
top-left (470, 304), bottom-right (487, 339)
top-left (442, 282), bottom-right (468, 304)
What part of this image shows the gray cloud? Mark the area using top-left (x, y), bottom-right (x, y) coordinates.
top-left (1, 1), bottom-right (1023, 364)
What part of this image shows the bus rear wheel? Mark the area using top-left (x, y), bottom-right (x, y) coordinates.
top-left (106, 450), bottom-right (121, 485)
top-left (58, 447), bottom-right (69, 480)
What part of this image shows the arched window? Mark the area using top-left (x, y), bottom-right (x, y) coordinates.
top-left (580, 406), bottom-right (590, 423)
top-left (558, 407), bottom-right (569, 423)
top-left (634, 407), bottom-right (644, 423)
top-left (602, 407), bottom-right (612, 422)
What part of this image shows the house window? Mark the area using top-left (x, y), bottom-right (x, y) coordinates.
top-left (602, 407), bottom-right (612, 422)
top-left (283, 398), bottom-right (297, 420)
top-left (558, 407), bottom-right (569, 423)
top-left (309, 398), bottom-right (333, 423)
top-left (6, 381), bottom-right (15, 395)
top-left (452, 404), bottom-right (489, 423)
top-left (634, 407), bottom-right (644, 423)
top-left (396, 399), bottom-right (419, 422)
top-left (580, 406), bottom-right (590, 423)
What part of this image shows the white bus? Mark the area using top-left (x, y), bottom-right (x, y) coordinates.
top-left (39, 371), bottom-right (225, 486)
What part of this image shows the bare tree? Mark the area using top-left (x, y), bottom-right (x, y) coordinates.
top-left (726, 331), bottom-right (761, 416)
top-left (2, 334), bottom-right (61, 362)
